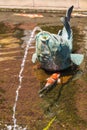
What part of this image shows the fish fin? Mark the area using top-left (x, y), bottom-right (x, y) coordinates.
top-left (32, 53), bottom-right (37, 63)
top-left (70, 54), bottom-right (84, 65)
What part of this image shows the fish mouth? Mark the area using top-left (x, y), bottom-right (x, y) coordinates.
top-left (40, 35), bottom-right (50, 44)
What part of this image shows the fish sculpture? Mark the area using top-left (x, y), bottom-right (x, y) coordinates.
top-left (32, 5), bottom-right (84, 71)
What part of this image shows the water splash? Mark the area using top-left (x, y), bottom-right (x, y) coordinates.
top-left (6, 26), bottom-right (42, 130)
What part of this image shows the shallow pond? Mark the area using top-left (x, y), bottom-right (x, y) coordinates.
top-left (0, 12), bottom-right (87, 130)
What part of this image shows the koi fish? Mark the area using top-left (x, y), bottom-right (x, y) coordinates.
top-left (39, 73), bottom-right (60, 94)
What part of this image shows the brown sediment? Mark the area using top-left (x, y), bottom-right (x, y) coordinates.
top-left (0, 12), bottom-right (87, 130)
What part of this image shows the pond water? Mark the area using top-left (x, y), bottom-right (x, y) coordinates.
top-left (0, 12), bottom-right (87, 130)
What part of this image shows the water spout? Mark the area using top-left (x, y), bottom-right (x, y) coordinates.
top-left (6, 26), bottom-right (42, 130)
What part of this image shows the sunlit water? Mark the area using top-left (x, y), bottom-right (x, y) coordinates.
top-left (0, 14), bottom-right (87, 130)
top-left (5, 26), bottom-right (42, 130)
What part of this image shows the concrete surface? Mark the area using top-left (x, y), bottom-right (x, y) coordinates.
top-left (0, 0), bottom-right (87, 11)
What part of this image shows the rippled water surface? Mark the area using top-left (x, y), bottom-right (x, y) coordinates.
top-left (0, 12), bottom-right (87, 130)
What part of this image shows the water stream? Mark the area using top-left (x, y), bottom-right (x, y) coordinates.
top-left (6, 26), bottom-right (42, 130)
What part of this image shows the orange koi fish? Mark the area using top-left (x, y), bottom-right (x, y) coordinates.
top-left (39, 73), bottom-right (60, 94)
top-left (46, 73), bottom-right (60, 87)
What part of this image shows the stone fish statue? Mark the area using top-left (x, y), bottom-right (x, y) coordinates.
top-left (32, 6), bottom-right (84, 71)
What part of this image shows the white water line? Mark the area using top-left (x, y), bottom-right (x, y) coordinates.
top-left (12, 26), bottom-right (42, 130)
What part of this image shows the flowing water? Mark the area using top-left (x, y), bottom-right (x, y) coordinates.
top-left (5, 26), bottom-right (42, 130)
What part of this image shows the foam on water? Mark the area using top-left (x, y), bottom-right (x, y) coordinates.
top-left (5, 26), bottom-right (42, 130)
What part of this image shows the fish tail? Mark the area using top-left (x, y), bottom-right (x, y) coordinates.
top-left (66, 5), bottom-right (74, 22)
